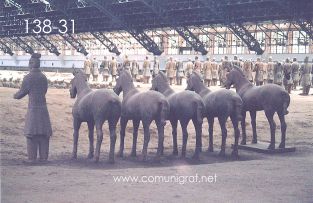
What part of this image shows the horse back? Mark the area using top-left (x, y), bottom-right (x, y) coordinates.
top-left (168, 91), bottom-right (204, 119)
top-left (76, 89), bottom-right (121, 122)
top-left (242, 84), bottom-right (289, 111)
top-left (122, 90), bottom-right (168, 120)
top-left (204, 89), bottom-right (239, 117)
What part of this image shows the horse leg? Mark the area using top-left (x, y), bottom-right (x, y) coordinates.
top-left (241, 111), bottom-right (247, 145)
top-left (94, 121), bottom-right (104, 163)
top-left (265, 110), bottom-right (276, 150)
top-left (108, 119), bottom-right (117, 164)
top-left (192, 117), bottom-right (202, 160)
top-left (180, 119), bottom-right (189, 158)
top-left (155, 118), bottom-right (165, 160)
top-left (131, 119), bottom-right (140, 157)
top-left (250, 111), bottom-right (258, 144)
top-left (208, 117), bottom-right (214, 152)
top-left (278, 111), bottom-right (287, 149)
top-left (142, 120), bottom-right (152, 161)
top-left (118, 117), bottom-right (128, 158)
top-left (71, 118), bottom-right (81, 160)
top-left (87, 121), bottom-right (94, 159)
top-left (170, 119), bottom-right (178, 155)
top-left (218, 116), bottom-right (227, 157)
top-left (230, 115), bottom-right (240, 159)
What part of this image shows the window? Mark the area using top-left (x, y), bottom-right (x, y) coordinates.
top-left (292, 31), bottom-right (309, 53)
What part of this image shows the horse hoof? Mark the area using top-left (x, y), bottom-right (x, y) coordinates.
top-left (278, 143), bottom-right (285, 149)
top-left (208, 148), bottom-right (213, 152)
top-left (94, 157), bottom-right (99, 163)
top-left (71, 154), bottom-right (77, 160)
top-left (267, 144), bottom-right (275, 150)
top-left (108, 159), bottom-right (115, 164)
top-left (130, 152), bottom-right (137, 157)
top-left (252, 140), bottom-right (257, 144)
top-left (240, 140), bottom-right (246, 145)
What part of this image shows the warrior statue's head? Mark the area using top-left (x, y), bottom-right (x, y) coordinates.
top-left (29, 53), bottom-right (41, 69)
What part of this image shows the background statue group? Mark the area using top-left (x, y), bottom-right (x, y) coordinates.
top-left (84, 54), bottom-right (312, 97)
top-left (14, 53), bottom-right (294, 164)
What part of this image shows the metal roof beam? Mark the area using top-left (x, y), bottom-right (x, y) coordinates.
top-left (91, 32), bottom-right (121, 55)
top-left (85, 0), bottom-right (163, 55)
top-left (10, 37), bottom-right (34, 54)
top-left (0, 39), bottom-right (14, 55)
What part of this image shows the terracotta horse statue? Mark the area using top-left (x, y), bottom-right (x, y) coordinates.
top-left (186, 72), bottom-right (242, 158)
top-left (151, 72), bottom-right (204, 159)
top-left (224, 66), bottom-right (290, 150)
top-left (113, 70), bottom-right (170, 161)
top-left (69, 69), bottom-right (121, 163)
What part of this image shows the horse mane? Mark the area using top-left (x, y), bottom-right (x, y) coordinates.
top-left (192, 71), bottom-right (201, 79)
top-left (232, 65), bottom-right (245, 77)
top-left (120, 69), bottom-right (133, 82)
top-left (158, 71), bottom-right (168, 82)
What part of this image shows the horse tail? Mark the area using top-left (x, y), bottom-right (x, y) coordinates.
top-left (194, 99), bottom-right (204, 124)
top-left (159, 99), bottom-right (169, 126)
top-left (232, 94), bottom-right (243, 121)
top-left (282, 91), bottom-right (290, 115)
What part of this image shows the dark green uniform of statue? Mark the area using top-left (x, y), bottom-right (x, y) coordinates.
top-left (14, 53), bottom-right (52, 163)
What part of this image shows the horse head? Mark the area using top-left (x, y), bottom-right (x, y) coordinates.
top-left (225, 65), bottom-right (243, 89)
top-left (186, 71), bottom-right (202, 91)
top-left (150, 72), bottom-right (167, 91)
top-left (113, 70), bottom-right (133, 95)
top-left (70, 69), bottom-right (87, 98)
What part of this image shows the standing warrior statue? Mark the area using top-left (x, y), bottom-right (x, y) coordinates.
top-left (166, 57), bottom-right (176, 85)
top-left (267, 57), bottom-right (275, 84)
top-left (283, 58), bottom-right (293, 94)
top-left (299, 56), bottom-right (311, 95)
top-left (100, 56), bottom-right (110, 82)
top-left (221, 56), bottom-right (232, 86)
top-left (175, 59), bottom-right (184, 85)
top-left (232, 55), bottom-right (241, 68)
top-left (152, 56), bottom-right (160, 78)
top-left (203, 57), bottom-right (212, 87)
top-left (253, 58), bottom-right (265, 86)
top-left (14, 53), bottom-right (52, 164)
top-left (123, 55), bottom-right (131, 74)
top-left (211, 58), bottom-right (218, 86)
top-left (142, 56), bottom-right (151, 84)
top-left (92, 57), bottom-right (99, 82)
top-left (291, 58), bottom-right (300, 90)
top-left (110, 56), bottom-right (118, 82)
top-left (193, 56), bottom-right (202, 75)
top-left (274, 61), bottom-right (284, 86)
top-left (184, 58), bottom-right (193, 79)
top-left (131, 59), bottom-right (139, 80)
top-left (84, 56), bottom-right (91, 81)
top-left (243, 59), bottom-right (253, 83)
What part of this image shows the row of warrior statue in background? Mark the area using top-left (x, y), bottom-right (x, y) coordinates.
top-left (84, 54), bottom-right (313, 96)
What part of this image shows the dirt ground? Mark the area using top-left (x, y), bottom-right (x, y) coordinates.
top-left (1, 83), bottom-right (313, 203)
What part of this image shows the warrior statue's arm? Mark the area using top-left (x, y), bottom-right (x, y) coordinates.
top-left (14, 76), bottom-right (30, 99)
